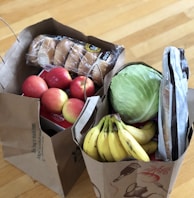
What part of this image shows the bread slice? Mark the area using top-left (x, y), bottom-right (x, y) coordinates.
top-left (53, 38), bottom-right (74, 66)
top-left (37, 37), bottom-right (57, 67)
top-left (64, 43), bottom-right (85, 73)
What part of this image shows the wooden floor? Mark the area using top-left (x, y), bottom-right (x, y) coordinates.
top-left (1, 0), bottom-right (194, 197)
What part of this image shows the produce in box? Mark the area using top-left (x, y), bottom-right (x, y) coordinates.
top-left (22, 66), bottom-right (96, 125)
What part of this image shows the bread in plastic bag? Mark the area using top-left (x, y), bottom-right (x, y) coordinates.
top-left (26, 34), bottom-right (122, 85)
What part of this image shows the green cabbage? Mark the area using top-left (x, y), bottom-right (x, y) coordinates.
top-left (109, 63), bottom-right (162, 124)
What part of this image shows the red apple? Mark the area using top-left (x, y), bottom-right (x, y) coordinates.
top-left (62, 98), bottom-right (85, 124)
top-left (45, 67), bottom-right (72, 89)
top-left (41, 88), bottom-right (68, 113)
top-left (22, 75), bottom-right (48, 98)
top-left (70, 76), bottom-right (95, 100)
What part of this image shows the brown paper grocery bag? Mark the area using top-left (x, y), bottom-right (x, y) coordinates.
top-left (0, 92), bottom-right (85, 197)
top-left (0, 18), bottom-right (124, 197)
top-left (72, 91), bottom-right (194, 198)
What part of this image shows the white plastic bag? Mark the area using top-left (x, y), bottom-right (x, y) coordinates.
top-left (158, 46), bottom-right (189, 161)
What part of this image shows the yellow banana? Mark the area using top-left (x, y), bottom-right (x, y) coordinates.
top-left (141, 140), bottom-right (158, 155)
top-left (108, 117), bottom-right (129, 161)
top-left (83, 116), bottom-right (105, 161)
top-left (121, 120), bottom-right (157, 145)
top-left (97, 116), bottom-right (114, 162)
top-left (141, 121), bottom-right (156, 130)
top-left (113, 116), bottom-right (150, 162)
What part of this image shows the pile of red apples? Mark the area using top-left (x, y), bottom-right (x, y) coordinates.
top-left (22, 67), bottom-right (96, 124)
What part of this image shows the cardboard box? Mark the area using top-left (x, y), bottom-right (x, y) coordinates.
top-left (0, 18), bottom-right (125, 197)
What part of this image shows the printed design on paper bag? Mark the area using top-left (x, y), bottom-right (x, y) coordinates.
top-left (123, 182), bottom-right (163, 198)
top-left (113, 163), bottom-right (141, 182)
top-left (111, 163), bottom-right (141, 197)
top-left (110, 163), bottom-right (171, 197)
top-left (91, 182), bottom-right (101, 198)
top-left (139, 165), bottom-right (171, 192)
top-left (123, 165), bottom-right (171, 197)
top-left (31, 123), bottom-right (44, 160)
top-left (72, 146), bottom-right (83, 162)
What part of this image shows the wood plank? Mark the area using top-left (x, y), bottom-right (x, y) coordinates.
top-left (0, 0), bottom-right (194, 197)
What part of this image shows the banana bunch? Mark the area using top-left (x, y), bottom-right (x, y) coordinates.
top-left (83, 114), bottom-right (158, 162)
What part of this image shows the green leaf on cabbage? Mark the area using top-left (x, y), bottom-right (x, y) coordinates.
top-left (109, 63), bottom-right (162, 124)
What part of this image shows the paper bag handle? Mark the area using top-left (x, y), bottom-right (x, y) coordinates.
top-left (0, 17), bottom-right (19, 63)
top-left (72, 96), bottom-right (101, 145)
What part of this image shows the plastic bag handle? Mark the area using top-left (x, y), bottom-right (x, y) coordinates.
top-left (83, 63), bottom-right (103, 100)
top-left (0, 17), bottom-right (19, 42)
top-left (0, 17), bottom-right (19, 63)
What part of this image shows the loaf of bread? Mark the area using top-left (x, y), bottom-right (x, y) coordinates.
top-left (26, 34), bottom-right (117, 85)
